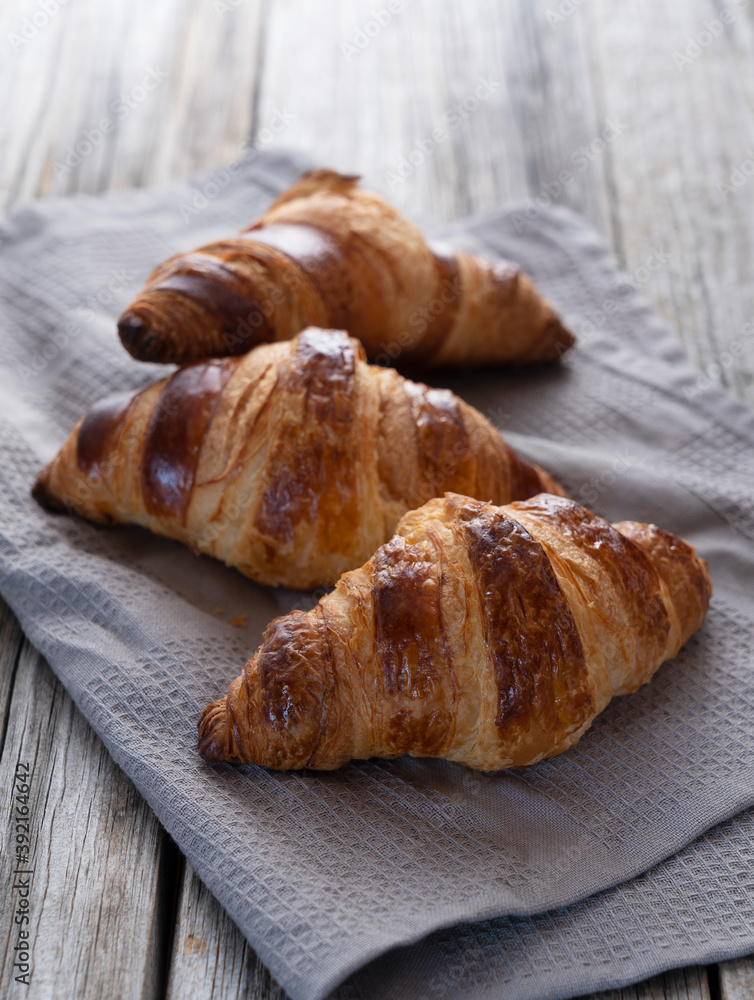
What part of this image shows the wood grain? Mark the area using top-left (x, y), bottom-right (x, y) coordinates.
top-left (0, 0), bottom-right (264, 209)
top-left (0, 1), bottom-right (264, 993)
top-left (588, 0), bottom-right (754, 404)
top-left (591, 966), bottom-right (711, 999)
top-left (166, 860), bottom-right (287, 1000)
top-left (0, 600), bottom-right (178, 1000)
top-left (720, 955), bottom-right (754, 998)
top-left (0, 597), bottom-right (24, 760)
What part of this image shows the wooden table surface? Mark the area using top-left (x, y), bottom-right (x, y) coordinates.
top-left (1, 1), bottom-right (753, 997)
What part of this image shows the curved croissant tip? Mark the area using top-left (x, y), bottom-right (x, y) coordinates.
top-left (549, 317), bottom-right (576, 359)
top-left (31, 464), bottom-right (68, 514)
top-left (118, 310), bottom-right (161, 361)
top-left (197, 699), bottom-right (231, 762)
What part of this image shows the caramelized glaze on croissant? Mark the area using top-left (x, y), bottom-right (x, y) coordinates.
top-left (198, 493), bottom-right (711, 771)
top-left (32, 329), bottom-right (563, 589)
top-left (118, 169), bottom-right (574, 368)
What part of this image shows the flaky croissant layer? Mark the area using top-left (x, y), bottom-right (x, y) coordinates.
top-left (118, 169), bottom-right (574, 368)
top-left (32, 328), bottom-right (563, 590)
top-left (198, 493), bottom-right (711, 772)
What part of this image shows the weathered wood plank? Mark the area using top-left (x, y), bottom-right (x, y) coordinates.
top-left (0, 621), bottom-right (178, 999)
top-left (0, 0), bottom-right (265, 211)
top-left (0, 598), bottom-right (25, 760)
top-left (720, 955), bottom-right (754, 998)
top-left (166, 860), bottom-right (288, 1000)
top-left (255, 0), bottom-right (616, 232)
top-left (587, 0), bottom-right (754, 404)
top-left (589, 965), bottom-right (711, 1000)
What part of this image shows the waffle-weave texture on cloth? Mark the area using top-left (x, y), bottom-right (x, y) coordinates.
top-left (0, 150), bottom-right (753, 1000)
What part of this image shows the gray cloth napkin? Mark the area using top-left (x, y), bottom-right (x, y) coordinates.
top-left (0, 150), bottom-right (753, 1000)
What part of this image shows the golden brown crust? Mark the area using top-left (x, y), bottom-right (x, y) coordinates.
top-left (197, 492), bottom-right (712, 771)
top-left (455, 500), bottom-right (594, 765)
top-left (32, 329), bottom-right (563, 590)
top-left (251, 329), bottom-right (363, 559)
top-left (371, 532), bottom-right (457, 758)
top-left (509, 495), bottom-right (671, 706)
top-left (77, 392), bottom-right (136, 476)
top-left (118, 169), bottom-right (574, 368)
top-left (141, 358), bottom-right (237, 522)
top-left (612, 520), bottom-right (713, 660)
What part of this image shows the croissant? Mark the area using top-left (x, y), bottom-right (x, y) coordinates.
top-left (32, 328), bottom-right (563, 590)
top-left (117, 169), bottom-right (574, 368)
top-left (198, 492), bottom-right (711, 771)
